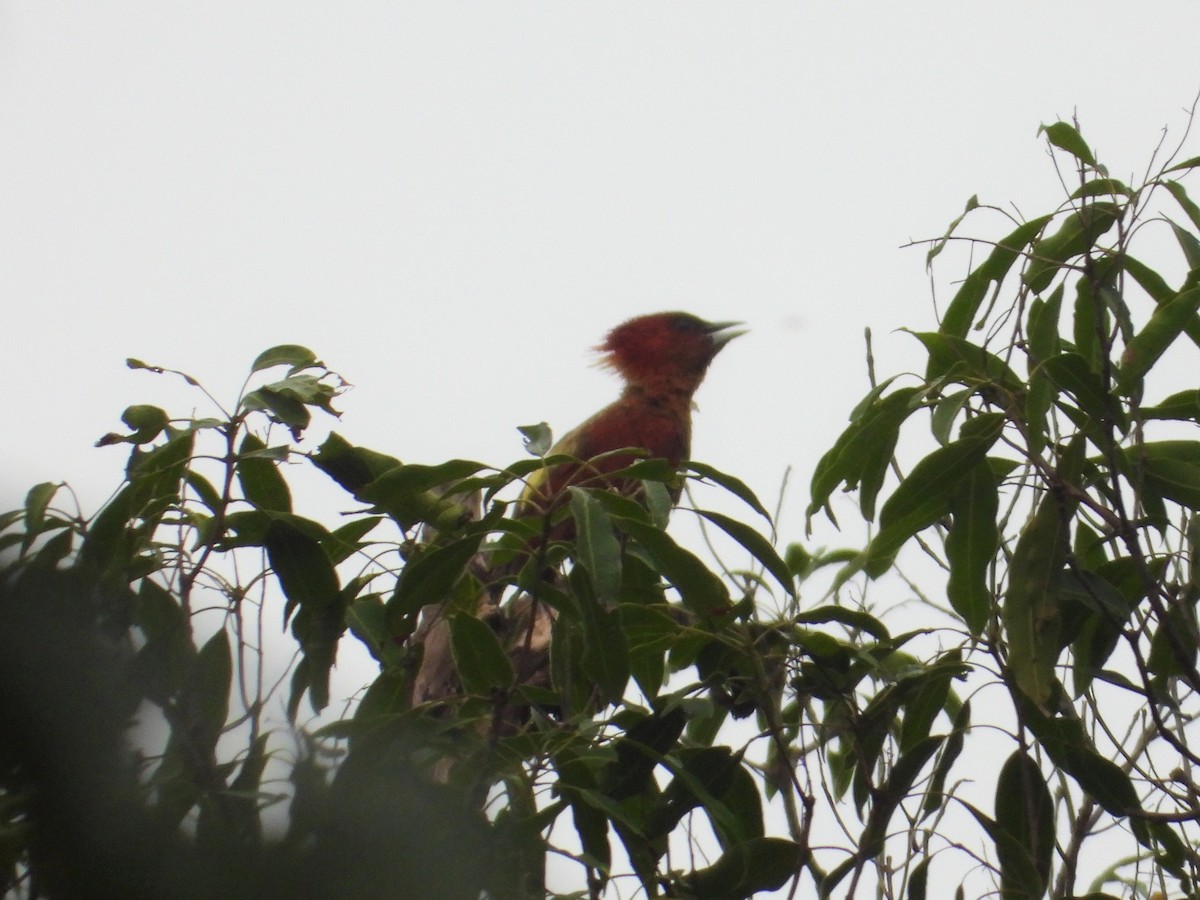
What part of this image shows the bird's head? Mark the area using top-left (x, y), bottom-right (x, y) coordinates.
top-left (597, 312), bottom-right (745, 392)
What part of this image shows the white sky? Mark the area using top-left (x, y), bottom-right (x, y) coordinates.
top-left (5, 4), bottom-right (1200, 522)
top-left (4, 4), bottom-right (1200, 895)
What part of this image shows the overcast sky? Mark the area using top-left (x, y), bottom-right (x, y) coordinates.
top-left (5, 3), bottom-right (1200, 527)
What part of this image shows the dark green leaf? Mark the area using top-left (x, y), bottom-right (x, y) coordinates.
top-left (449, 613), bottom-right (516, 694)
top-left (1118, 287), bottom-right (1200, 393)
top-left (389, 534), bottom-right (483, 622)
top-left (251, 344), bottom-right (320, 374)
top-left (675, 837), bottom-right (802, 899)
top-left (1038, 121), bottom-right (1097, 166)
top-left (21, 482), bottom-right (60, 557)
top-left (236, 433), bottom-right (292, 513)
top-left (685, 460), bottom-right (772, 521)
top-left (858, 736), bottom-right (943, 861)
top-left (1022, 202), bottom-right (1121, 295)
top-left (1070, 178), bottom-right (1131, 199)
top-left (574, 576), bottom-right (630, 703)
top-left (614, 516), bottom-right (730, 618)
top-left (569, 487), bottom-right (622, 607)
top-left (324, 516), bottom-right (383, 565)
top-left (945, 461), bottom-right (998, 635)
top-left (121, 404), bottom-right (170, 443)
top-left (264, 518), bottom-right (340, 627)
top-left (360, 459), bottom-right (486, 531)
top-left (1144, 389), bottom-right (1200, 422)
top-left (863, 414), bottom-right (1004, 577)
top-left (695, 508), bottom-right (795, 598)
top-left (1041, 351), bottom-right (1125, 434)
top-left (915, 332), bottom-right (1022, 391)
top-left (793, 605), bottom-right (890, 641)
top-left (311, 432), bottom-right (403, 496)
top-left (940, 216), bottom-right (1053, 337)
top-left (995, 750), bottom-right (1053, 899)
top-left (808, 387), bottom-right (921, 524)
top-left (193, 630), bottom-right (232, 754)
top-left (1003, 486), bottom-right (1070, 708)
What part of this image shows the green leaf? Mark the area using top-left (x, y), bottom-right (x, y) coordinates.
top-left (1142, 455), bottom-right (1200, 509)
top-left (192, 630), bottom-right (233, 755)
top-left (1023, 202), bottom-right (1121, 295)
top-left (925, 194), bottom-right (978, 267)
top-left (324, 516), bottom-right (383, 565)
top-left (449, 613), bottom-right (516, 695)
top-left (940, 216), bottom-right (1053, 337)
top-left (236, 433), bottom-right (292, 513)
top-left (675, 837), bottom-right (803, 899)
top-left (1003, 487), bottom-right (1072, 709)
top-left (808, 387), bottom-right (921, 524)
top-left (389, 534), bottom-right (484, 624)
top-left (922, 699), bottom-right (970, 820)
top-left (1144, 388), bottom-right (1200, 422)
top-left (793, 605), bottom-right (890, 641)
top-left (945, 461), bottom-right (998, 636)
top-left (580, 605), bottom-right (631, 704)
top-left (614, 516), bottom-right (730, 618)
top-left (915, 331), bottom-right (1022, 391)
top-left (264, 518), bottom-right (340, 626)
top-left (1118, 287), bottom-right (1200, 393)
top-left (251, 344), bottom-right (320, 374)
top-left (685, 460), bottom-right (772, 521)
top-left (1164, 154), bottom-right (1200, 174)
top-left (1038, 121), bottom-right (1097, 167)
top-left (569, 487), bottom-right (622, 607)
top-left (1160, 180), bottom-right (1200, 232)
top-left (1070, 178), bottom-right (1131, 199)
top-left (858, 736), bottom-right (943, 861)
top-left (1041, 351), bottom-right (1125, 435)
top-left (907, 857), bottom-right (930, 900)
top-left (360, 459), bottom-right (486, 531)
top-left (695, 508), bottom-right (795, 598)
top-left (863, 413), bottom-right (1004, 577)
top-left (21, 482), bottom-right (61, 557)
top-left (310, 432), bottom-right (403, 495)
top-left (518, 421), bottom-right (553, 457)
top-left (1024, 286), bottom-right (1064, 454)
top-left (121, 404), bottom-right (170, 443)
top-left (995, 750), bottom-right (1054, 900)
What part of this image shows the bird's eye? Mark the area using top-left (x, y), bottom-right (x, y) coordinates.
top-left (672, 315), bottom-right (703, 334)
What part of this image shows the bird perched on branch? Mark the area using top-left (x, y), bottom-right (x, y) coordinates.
top-left (505, 311), bottom-right (745, 572)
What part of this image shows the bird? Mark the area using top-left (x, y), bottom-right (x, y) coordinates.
top-left (502, 311), bottom-right (745, 577)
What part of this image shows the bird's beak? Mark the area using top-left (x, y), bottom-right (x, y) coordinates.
top-left (705, 320), bottom-right (747, 350)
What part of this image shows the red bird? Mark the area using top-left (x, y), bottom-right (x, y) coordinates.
top-left (513, 311), bottom-right (744, 541)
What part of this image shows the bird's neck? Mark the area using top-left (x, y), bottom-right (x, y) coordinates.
top-left (619, 379), bottom-right (699, 415)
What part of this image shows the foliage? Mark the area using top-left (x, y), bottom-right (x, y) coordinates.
top-left (3, 118), bottom-right (1200, 899)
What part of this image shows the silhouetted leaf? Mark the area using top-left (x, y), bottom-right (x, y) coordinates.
top-left (945, 460), bottom-right (998, 635)
top-left (449, 613), bottom-right (515, 695)
top-left (237, 433), bottom-right (292, 513)
top-left (251, 344), bottom-right (320, 374)
top-left (995, 750), bottom-right (1053, 899)
top-left (675, 837), bottom-right (802, 899)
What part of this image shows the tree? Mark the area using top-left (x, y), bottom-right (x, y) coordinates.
top-left (3, 116), bottom-right (1200, 899)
